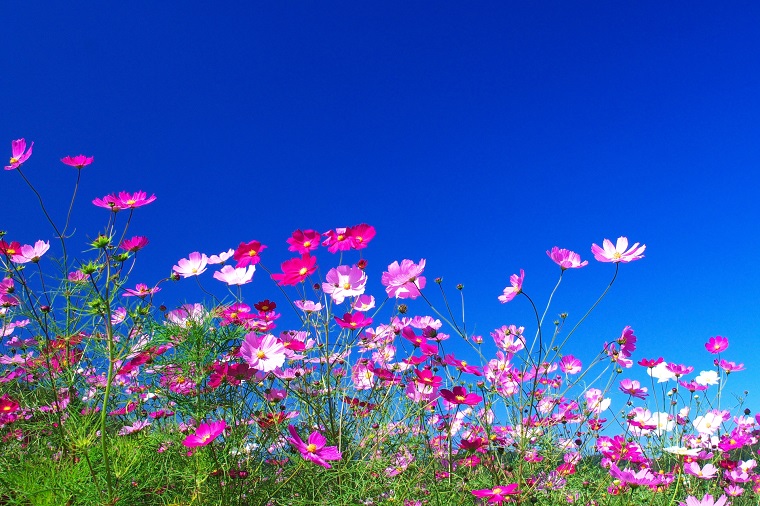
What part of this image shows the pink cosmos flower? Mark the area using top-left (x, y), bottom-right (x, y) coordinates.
top-left (440, 386), bottom-right (482, 406)
top-left (666, 363), bottom-right (694, 377)
top-left (591, 237), bottom-right (646, 263)
top-left (323, 265), bottom-right (367, 303)
top-left (233, 240), bottom-right (267, 267)
top-left (322, 228), bottom-right (353, 253)
top-left (271, 254), bottom-right (317, 286)
top-left (123, 283), bottom-right (161, 298)
top-left (559, 355), bottom-right (582, 375)
top-left (716, 359), bottom-right (745, 374)
top-left (705, 336), bottom-right (729, 354)
top-left (471, 484), bottom-right (519, 503)
top-left (334, 312), bottom-right (373, 330)
top-left (92, 194), bottom-right (122, 211)
top-left (213, 265), bottom-right (255, 285)
top-left (498, 270), bottom-right (524, 303)
top-left (381, 259), bottom-right (426, 299)
top-left (5, 139), bottom-right (33, 170)
top-left (348, 224), bottom-right (376, 249)
top-left (117, 191), bottom-right (156, 209)
top-left (619, 379), bottom-right (648, 399)
top-left (608, 463), bottom-right (663, 487)
top-left (61, 155), bottom-right (93, 169)
top-left (207, 248), bottom-right (235, 265)
top-left (120, 236), bottom-right (149, 252)
top-left (10, 240), bottom-right (50, 264)
top-left (286, 424), bottom-right (342, 468)
top-left (678, 494), bottom-right (729, 506)
top-left (287, 229), bottom-right (321, 254)
top-left (173, 252), bottom-right (208, 278)
top-left (547, 247), bottom-right (588, 270)
top-left (239, 333), bottom-right (286, 372)
top-left (182, 420), bottom-right (226, 447)
top-left (294, 300), bottom-right (323, 312)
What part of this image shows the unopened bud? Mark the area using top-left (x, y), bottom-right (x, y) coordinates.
top-left (398, 304), bottom-right (408, 314)
top-left (456, 284), bottom-right (463, 290)
top-left (91, 235), bottom-right (112, 249)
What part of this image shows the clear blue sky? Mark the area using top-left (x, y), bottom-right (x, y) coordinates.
top-left (3, 3), bottom-right (759, 411)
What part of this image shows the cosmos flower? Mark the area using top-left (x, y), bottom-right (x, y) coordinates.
top-left (5, 139), bottom-right (33, 170)
top-left (498, 270), bottom-right (523, 303)
top-left (213, 265), bottom-right (255, 285)
top-left (705, 336), bottom-right (729, 354)
top-left (381, 259), bottom-right (426, 299)
top-left (678, 494), bottom-right (729, 506)
top-left (61, 154), bottom-right (94, 168)
top-left (182, 420), bottom-right (226, 447)
top-left (547, 247), bottom-right (588, 270)
top-left (591, 237), bottom-right (646, 263)
top-left (239, 333), bottom-right (286, 372)
top-left (286, 425), bottom-right (342, 468)
top-left (10, 241), bottom-right (50, 264)
top-left (173, 252), bottom-right (208, 278)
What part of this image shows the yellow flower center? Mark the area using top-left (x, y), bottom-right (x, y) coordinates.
top-left (456, 395), bottom-right (465, 402)
top-left (256, 350), bottom-right (266, 359)
top-left (299, 267), bottom-right (308, 275)
top-left (126, 199), bottom-right (136, 205)
top-left (248, 250), bottom-right (257, 257)
top-left (303, 241), bottom-right (311, 247)
top-left (343, 282), bottom-right (351, 290)
top-left (306, 443), bottom-right (317, 453)
top-left (9, 157), bottom-right (19, 164)
top-left (337, 235), bottom-right (344, 241)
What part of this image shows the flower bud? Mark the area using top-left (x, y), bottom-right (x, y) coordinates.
top-left (91, 235), bottom-right (112, 249)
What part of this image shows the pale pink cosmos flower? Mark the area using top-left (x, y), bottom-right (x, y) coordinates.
top-left (498, 270), bottom-right (524, 303)
top-left (239, 333), bottom-right (286, 372)
top-left (705, 336), bottom-right (729, 354)
top-left (559, 355), bottom-right (582, 375)
top-left (591, 237), bottom-right (646, 263)
top-left (165, 303), bottom-right (208, 327)
top-left (207, 249), bottom-right (235, 265)
top-left (678, 494), bottom-right (729, 506)
top-left (608, 463), bottom-right (663, 487)
top-left (716, 359), bottom-right (744, 374)
top-left (213, 265), bottom-right (255, 285)
top-left (61, 155), bottom-right (93, 169)
top-left (173, 252), bottom-right (208, 278)
top-left (381, 259), bottom-right (426, 299)
top-left (323, 265), bottom-right (367, 304)
top-left (294, 300), bottom-right (323, 312)
top-left (351, 294), bottom-right (375, 312)
top-left (182, 420), bottom-right (226, 447)
top-left (118, 419), bottom-right (151, 436)
top-left (5, 139), bottom-right (33, 170)
top-left (684, 462), bottom-right (719, 480)
top-left (11, 240), bottom-right (50, 264)
top-left (286, 425), bottom-right (342, 468)
top-left (547, 247), bottom-right (588, 270)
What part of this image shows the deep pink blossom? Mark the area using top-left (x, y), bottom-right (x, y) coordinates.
top-left (444, 354), bottom-right (483, 376)
top-left (233, 240), bottom-right (267, 267)
top-left (182, 420), bottom-right (226, 447)
top-left (591, 237), bottom-right (646, 263)
top-left (559, 355), bottom-right (582, 375)
top-left (5, 139), bottom-right (33, 170)
top-left (117, 191), bottom-right (156, 209)
top-left (334, 312), bottom-right (373, 330)
top-left (61, 155), bottom-right (93, 168)
top-left (287, 229), bottom-right (321, 254)
top-left (608, 463), bottom-right (663, 487)
top-left (271, 254), bottom-right (317, 286)
top-left (705, 336), bottom-right (729, 354)
top-left (381, 259), bottom-right (426, 299)
top-left (286, 425), bottom-right (342, 468)
top-left (322, 228), bottom-right (353, 253)
top-left (498, 270), bottom-right (523, 303)
top-left (440, 386), bottom-right (482, 406)
top-left (348, 224), bottom-right (376, 249)
top-left (666, 363), bottom-right (694, 377)
top-left (123, 283), bottom-right (160, 298)
top-left (547, 247), bottom-right (588, 270)
top-left (619, 379), bottom-right (648, 399)
top-left (10, 240), bottom-right (50, 264)
top-left (471, 484), bottom-right (519, 503)
top-left (716, 359), bottom-right (745, 374)
top-left (120, 236), bottom-right (149, 252)
top-left (638, 357), bottom-right (664, 368)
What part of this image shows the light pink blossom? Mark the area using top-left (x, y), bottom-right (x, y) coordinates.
top-left (10, 240), bottom-right (50, 264)
top-left (498, 270), bottom-right (523, 303)
top-left (173, 252), bottom-right (208, 278)
top-left (547, 247), bottom-right (588, 270)
top-left (213, 265), bottom-right (255, 285)
top-left (591, 236), bottom-right (646, 263)
top-left (381, 259), bottom-right (426, 299)
top-left (239, 333), bottom-right (286, 372)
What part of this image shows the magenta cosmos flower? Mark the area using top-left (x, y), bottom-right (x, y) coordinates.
top-left (678, 494), bottom-right (730, 506)
top-left (117, 191), bottom-right (156, 209)
top-left (122, 283), bottom-right (161, 298)
top-left (61, 154), bottom-right (94, 168)
top-left (547, 247), bottom-right (588, 270)
top-left (498, 269), bottom-right (523, 303)
top-left (705, 336), bottom-right (729, 354)
top-left (271, 254), bottom-right (318, 286)
top-left (120, 236), bottom-right (149, 252)
top-left (286, 425), bottom-right (342, 469)
top-left (381, 259), bottom-right (426, 299)
top-left (440, 386), bottom-right (482, 406)
top-left (591, 237), bottom-right (646, 263)
top-left (173, 252), bottom-right (208, 278)
top-left (287, 229), bottom-right (321, 254)
top-left (323, 265), bottom-right (367, 303)
top-left (334, 312), bottom-right (373, 330)
top-left (5, 139), bottom-right (33, 170)
top-left (233, 240), bottom-right (267, 268)
top-left (239, 333), bottom-right (286, 372)
top-left (182, 420), bottom-right (226, 447)
top-left (471, 484), bottom-right (519, 503)
top-left (619, 379), bottom-right (648, 400)
top-left (11, 240), bottom-right (50, 264)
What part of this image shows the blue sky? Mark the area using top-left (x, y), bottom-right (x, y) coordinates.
top-left (3, 3), bottom-right (760, 413)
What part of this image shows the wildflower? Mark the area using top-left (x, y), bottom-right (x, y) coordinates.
top-left (207, 248), bottom-right (235, 264)
top-left (559, 355), bottom-right (582, 375)
top-left (323, 265), bottom-right (367, 303)
top-left (233, 240), bottom-right (267, 267)
top-left (5, 139), bottom-right (33, 170)
top-left (117, 191), bottom-right (156, 209)
top-left (173, 252), bottom-right (208, 278)
top-left (471, 484), bottom-right (519, 503)
top-left (213, 265), bottom-right (255, 285)
top-left (705, 335), bottom-right (729, 354)
top-left (440, 386), bottom-right (482, 406)
top-left (444, 354), bottom-right (483, 376)
top-left (716, 359), bottom-right (745, 374)
top-left (648, 361), bottom-right (677, 382)
top-left (381, 259), bottom-right (426, 299)
top-left (118, 420), bottom-right (151, 436)
top-left (0, 241), bottom-right (21, 258)
top-left (348, 224), bottom-right (376, 249)
top-left (677, 494), bottom-right (730, 506)
top-left (61, 154), bottom-right (93, 168)
top-left (10, 240), bottom-right (50, 264)
top-left (591, 236), bottom-right (646, 263)
top-left (608, 463), bottom-right (663, 487)
top-left (92, 193), bottom-right (121, 211)
top-left (182, 420), bottom-right (226, 447)
top-left (638, 357), bottom-right (664, 368)
top-left (286, 425), bottom-right (342, 468)
top-left (254, 299), bottom-right (276, 312)
top-left (123, 283), bottom-right (160, 298)
top-left (684, 462), bottom-right (719, 480)
top-left (120, 236), bottom-right (149, 252)
top-left (665, 363), bottom-right (694, 377)
top-left (619, 379), bottom-right (648, 399)
top-left (321, 228), bottom-right (352, 253)
top-left (334, 312), bottom-right (373, 330)
top-left (239, 333), bottom-right (286, 372)
top-left (616, 326), bottom-right (637, 357)
top-left (547, 247), bottom-right (588, 270)
top-left (294, 300), bottom-right (323, 312)
top-left (498, 270), bottom-right (524, 303)
top-left (287, 229), bottom-right (321, 254)
top-left (271, 254), bottom-right (317, 286)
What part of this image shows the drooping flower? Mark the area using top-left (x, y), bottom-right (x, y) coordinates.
top-left (498, 270), bottom-right (524, 303)
top-left (213, 265), bottom-right (255, 285)
top-left (10, 240), bottom-right (50, 264)
top-left (182, 420), bottom-right (226, 447)
top-left (638, 357), bottom-right (664, 368)
top-left (239, 333), bottom-right (286, 372)
top-left (271, 254), bottom-right (317, 286)
top-left (61, 155), bottom-right (94, 169)
top-left (547, 247), bottom-right (588, 270)
top-left (716, 359), bottom-right (744, 374)
top-left (591, 237), bottom-right (646, 263)
top-left (323, 265), bottom-right (367, 303)
top-left (173, 252), bottom-right (208, 278)
top-left (5, 139), bottom-right (33, 170)
top-left (233, 240), bottom-right (267, 268)
top-left (381, 259), bottom-right (426, 299)
top-left (286, 425), bottom-right (342, 468)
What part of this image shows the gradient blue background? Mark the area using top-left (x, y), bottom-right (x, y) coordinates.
top-left (3, 3), bottom-right (759, 415)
